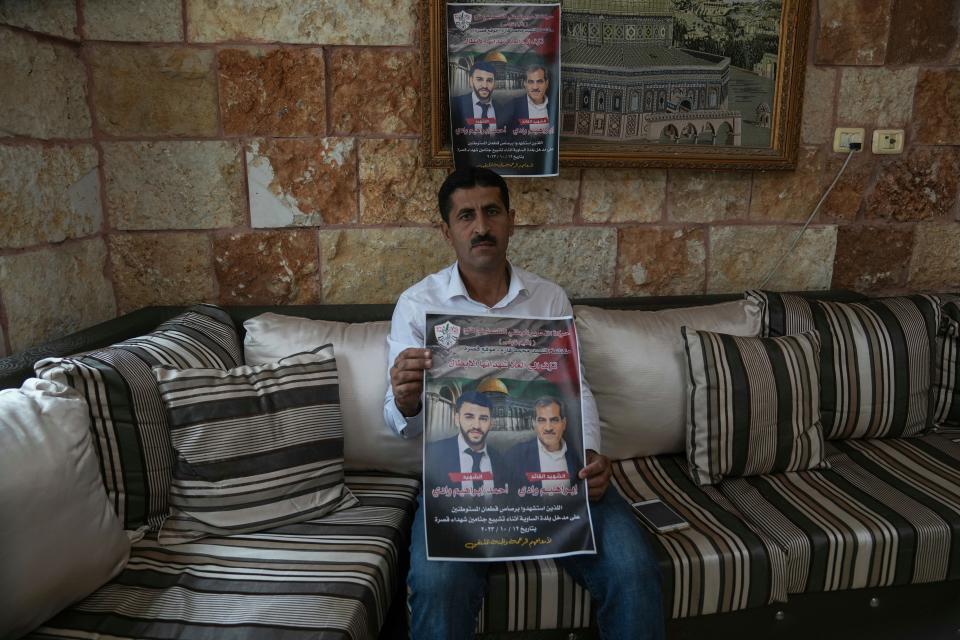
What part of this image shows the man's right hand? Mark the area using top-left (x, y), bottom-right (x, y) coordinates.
top-left (390, 348), bottom-right (432, 417)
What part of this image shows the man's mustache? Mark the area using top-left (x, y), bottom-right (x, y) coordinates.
top-left (471, 234), bottom-right (496, 247)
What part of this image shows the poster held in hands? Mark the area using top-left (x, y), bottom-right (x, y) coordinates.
top-left (422, 312), bottom-right (595, 561)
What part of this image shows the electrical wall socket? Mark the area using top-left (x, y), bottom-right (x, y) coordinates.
top-left (872, 129), bottom-right (905, 154)
top-left (833, 127), bottom-right (865, 152)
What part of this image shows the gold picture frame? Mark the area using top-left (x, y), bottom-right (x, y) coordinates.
top-left (420, 0), bottom-right (812, 170)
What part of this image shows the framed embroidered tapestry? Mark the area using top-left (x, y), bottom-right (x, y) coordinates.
top-left (421, 0), bottom-right (813, 170)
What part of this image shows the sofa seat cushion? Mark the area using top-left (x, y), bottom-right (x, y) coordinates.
top-left (27, 473), bottom-right (419, 640)
top-left (474, 455), bottom-right (789, 633)
top-left (717, 435), bottom-right (960, 595)
top-left (939, 426), bottom-right (960, 444)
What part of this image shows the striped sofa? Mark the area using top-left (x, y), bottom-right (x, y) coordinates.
top-left (1, 292), bottom-right (958, 640)
top-left (29, 474), bottom-right (420, 640)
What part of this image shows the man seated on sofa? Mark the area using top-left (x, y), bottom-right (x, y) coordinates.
top-left (507, 396), bottom-right (582, 492)
top-left (425, 390), bottom-right (509, 493)
top-left (383, 166), bottom-right (665, 640)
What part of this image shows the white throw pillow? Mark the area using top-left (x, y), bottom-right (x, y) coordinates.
top-left (574, 300), bottom-right (762, 459)
top-left (0, 379), bottom-right (130, 639)
top-left (244, 313), bottom-right (421, 476)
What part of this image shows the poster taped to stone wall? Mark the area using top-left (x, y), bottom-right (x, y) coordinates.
top-left (422, 312), bottom-right (595, 561)
top-left (446, 3), bottom-right (561, 177)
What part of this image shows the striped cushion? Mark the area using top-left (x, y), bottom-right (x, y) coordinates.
top-left (35, 305), bottom-right (243, 531)
top-left (475, 455), bottom-right (789, 633)
top-left (746, 291), bottom-right (941, 440)
top-left (718, 435), bottom-right (960, 594)
top-left (479, 558), bottom-right (595, 633)
top-left (28, 474), bottom-right (420, 640)
top-left (934, 295), bottom-right (959, 428)
top-left (683, 328), bottom-right (829, 485)
top-left (153, 346), bottom-right (358, 544)
top-left (573, 300), bottom-right (762, 459)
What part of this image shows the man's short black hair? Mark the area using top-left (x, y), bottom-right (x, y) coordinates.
top-left (533, 396), bottom-right (565, 419)
top-left (524, 63), bottom-right (550, 83)
top-left (437, 166), bottom-right (510, 224)
top-left (469, 60), bottom-right (497, 78)
top-left (456, 390), bottom-right (493, 413)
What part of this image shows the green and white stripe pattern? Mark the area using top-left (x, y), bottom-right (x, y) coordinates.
top-left (153, 345), bottom-right (358, 545)
top-left (35, 305), bottom-right (243, 531)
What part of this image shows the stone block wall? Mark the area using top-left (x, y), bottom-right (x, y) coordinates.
top-left (0, 0), bottom-right (958, 355)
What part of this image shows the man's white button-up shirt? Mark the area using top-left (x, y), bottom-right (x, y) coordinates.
top-left (383, 261), bottom-right (601, 453)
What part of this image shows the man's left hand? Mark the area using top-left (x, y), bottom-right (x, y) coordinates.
top-left (579, 449), bottom-right (611, 501)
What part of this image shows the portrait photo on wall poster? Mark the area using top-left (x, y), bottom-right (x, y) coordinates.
top-left (447, 3), bottom-right (562, 176)
top-left (423, 0), bottom-right (810, 169)
top-left (422, 312), bottom-right (596, 561)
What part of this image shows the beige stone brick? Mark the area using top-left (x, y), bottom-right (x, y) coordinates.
top-left (509, 228), bottom-right (616, 298)
top-left (248, 138), bottom-right (358, 227)
top-left (214, 230), bottom-right (320, 305)
top-left (837, 67), bottom-right (917, 129)
top-left (508, 170), bottom-right (579, 225)
top-left (320, 229), bottom-right (453, 303)
top-left (84, 0), bottom-right (183, 42)
top-left (668, 170), bottom-right (750, 222)
top-left (109, 233), bottom-right (215, 313)
top-left (0, 27), bottom-right (90, 138)
top-left (708, 225), bottom-right (838, 293)
top-left (329, 49), bottom-right (418, 135)
top-left (90, 45), bottom-right (217, 136)
top-left (359, 139), bottom-right (448, 225)
top-left (0, 145), bottom-right (101, 249)
top-left (0, 0), bottom-right (77, 39)
top-left (186, 0), bottom-right (416, 46)
top-left (908, 223), bottom-right (960, 290)
top-left (800, 66), bottom-right (836, 145)
top-left (105, 141), bottom-right (244, 230)
top-left (750, 146), bottom-right (828, 222)
top-left (580, 169), bottom-right (664, 223)
top-left (617, 227), bottom-right (706, 296)
top-left (820, 151), bottom-right (874, 221)
top-left (218, 48), bottom-right (326, 136)
top-left (0, 239), bottom-right (115, 352)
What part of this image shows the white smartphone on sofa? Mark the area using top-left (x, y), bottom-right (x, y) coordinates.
top-left (631, 499), bottom-right (690, 533)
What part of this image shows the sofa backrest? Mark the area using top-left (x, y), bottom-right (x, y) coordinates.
top-left (0, 293), bottom-right (866, 391)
